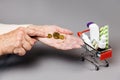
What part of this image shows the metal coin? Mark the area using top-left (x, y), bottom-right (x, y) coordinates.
top-left (59, 35), bottom-right (64, 40)
top-left (53, 32), bottom-right (60, 39)
top-left (47, 34), bottom-right (52, 38)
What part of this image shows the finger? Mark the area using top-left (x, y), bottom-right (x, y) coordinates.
top-left (25, 34), bottom-right (37, 46)
top-left (13, 47), bottom-right (26, 56)
top-left (60, 36), bottom-right (81, 50)
top-left (73, 45), bottom-right (81, 49)
top-left (76, 37), bottom-right (84, 46)
top-left (68, 37), bottom-right (82, 49)
top-left (16, 30), bottom-right (24, 41)
top-left (16, 29), bottom-right (32, 51)
top-left (56, 26), bottom-right (73, 35)
top-left (26, 27), bottom-right (46, 37)
top-left (67, 35), bottom-right (84, 46)
top-left (38, 38), bottom-right (55, 46)
top-left (70, 41), bottom-right (81, 49)
top-left (15, 30), bottom-right (24, 48)
top-left (22, 39), bottom-right (32, 51)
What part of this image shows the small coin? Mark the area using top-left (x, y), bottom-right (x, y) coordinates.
top-left (47, 32), bottom-right (65, 40)
top-left (53, 32), bottom-right (60, 39)
top-left (59, 35), bottom-right (64, 40)
top-left (47, 34), bottom-right (52, 38)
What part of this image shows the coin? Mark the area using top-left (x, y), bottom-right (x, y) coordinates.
top-left (47, 34), bottom-right (52, 38)
top-left (53, 32), bottom-right (60, 39)
top-left (59, 35), bottom-right (64, 40)
top-left (47, 32), bottom-right (65, 40)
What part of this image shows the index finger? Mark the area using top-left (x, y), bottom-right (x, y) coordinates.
top-left (26, 27), bottom-right (46, 37)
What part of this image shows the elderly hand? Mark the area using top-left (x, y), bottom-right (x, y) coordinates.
top-left (0, 25), bottom-right (84, 56)
top-left (0, 27), bottom-right (45, 56)
top-left (28, 25), bottom-right (84, 50)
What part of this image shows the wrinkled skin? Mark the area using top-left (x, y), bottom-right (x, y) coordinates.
top-left (0, 27), bottom-right (38, 56)
top-left (28, 25), bottom-right (84, 50)
top-left (0, 25), bottom-right (84, 56)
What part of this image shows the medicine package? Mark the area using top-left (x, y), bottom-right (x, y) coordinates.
top-left (83, 22), bottom-right (109, 50)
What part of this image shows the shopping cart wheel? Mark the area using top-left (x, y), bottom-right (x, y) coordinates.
top-left (105, 63), bottom-right (109, 67)
top-left (95, 66), bottom-right (99, 71)
top-left (81, 57), bottom-right (85, 61)
top-left (105, 60), bottom-right (109, 67)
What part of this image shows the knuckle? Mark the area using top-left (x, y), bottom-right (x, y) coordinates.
top-left (23, 43), bottom-right (32, 51)
top-left (18, 27), bottom-right (25, 30)
top-left (27, 46), bottom-right (32, 51)
top-left (31, 41), bottom-right (35, 46)
top-left (17, 29), bottom-right (25, 37)
top-left (19, 49), bottom-right (26, 56)
top-left (30, 39), bottom-right (37, 46)
top-left (15, 41), bottom-right (22, 47)
top-left (17, 27), bottom-right (25, 34)
top-left (13, 48), bottom-right (18, 54)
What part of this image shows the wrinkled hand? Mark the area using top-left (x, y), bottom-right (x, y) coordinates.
top-left (0, 27), bottom-right (45, 56)
top-left (0, 25), bottom-right (84, 56)
top-left (28, 25), bottom-right (84, 50)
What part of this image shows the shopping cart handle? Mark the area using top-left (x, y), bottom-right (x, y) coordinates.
top-left (77, 29), bottom-right (90, 37)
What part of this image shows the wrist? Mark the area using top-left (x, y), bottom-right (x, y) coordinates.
top-left (0, 23), bottom-right (31, 35)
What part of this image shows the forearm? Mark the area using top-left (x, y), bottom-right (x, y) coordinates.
top-left (0, 23), bottom-right (31, 35)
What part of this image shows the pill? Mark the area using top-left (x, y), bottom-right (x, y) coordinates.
top-left (92, 39), bottom-right (98, 49)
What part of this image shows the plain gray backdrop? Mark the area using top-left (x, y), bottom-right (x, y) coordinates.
top-left (0, 0), bottom-right (120, 80)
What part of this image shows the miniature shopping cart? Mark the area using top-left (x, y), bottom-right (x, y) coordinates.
top-left (77, 29), bottom-right (112, 71)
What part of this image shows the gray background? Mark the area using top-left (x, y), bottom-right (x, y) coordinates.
top-left (0, 0), bottom-right (120, 80)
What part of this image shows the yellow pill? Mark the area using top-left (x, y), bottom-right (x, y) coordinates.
top-left (47, 34), bottom-right (52, 38)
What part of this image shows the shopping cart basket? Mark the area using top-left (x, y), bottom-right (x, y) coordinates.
top-left (77, 29), bottom-right (112, 71)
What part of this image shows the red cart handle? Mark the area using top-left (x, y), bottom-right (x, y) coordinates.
top-left (77, 29), bottom-right (90, 37)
